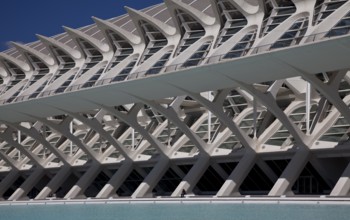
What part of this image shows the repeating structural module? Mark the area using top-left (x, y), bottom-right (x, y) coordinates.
top-left (1, 0), bottom-right (350, 201)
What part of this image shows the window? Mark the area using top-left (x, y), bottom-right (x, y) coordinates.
top-left (223, 30), bottom-right (256, 59)
top-left (215, 0), bottom-right (247, 48)
top-left (112, 59), bottom-right (137, 82)
top-left (138, 20), bottom-right (168, 64)
top-left (174, 10), bottom-right (206, 55)
top-left (182, 41), bottom-right (211, 68)
top-left (260, 0), bottom-right (296, 37)
top-left (270, 18), bottom-right (308, 49)
top-left (313, 0), bottom-right (347, 25)
top-left (105, 30), bottom-right (134, 72)
top-left (0, 60), bottom-right (26, 95)
top-left (146, 51), bottom-right (172, 75)
top-left (325, 11), bottom-right (350, 37)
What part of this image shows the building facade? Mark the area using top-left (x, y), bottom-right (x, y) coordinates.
top-left (1, 0), bottom-right (350, 200)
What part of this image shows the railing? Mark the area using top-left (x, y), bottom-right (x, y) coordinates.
top-left (0, 30), bottom-right (347, 105)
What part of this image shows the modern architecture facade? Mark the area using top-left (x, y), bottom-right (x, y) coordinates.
top-left (1, 0), bottom-right (350, 200)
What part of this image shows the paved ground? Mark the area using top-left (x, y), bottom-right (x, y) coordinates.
top-left (1, 196), bottom-right (350, 206)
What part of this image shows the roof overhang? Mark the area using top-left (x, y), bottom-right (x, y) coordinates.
top-left (1, 35), bottom-right (350, 123)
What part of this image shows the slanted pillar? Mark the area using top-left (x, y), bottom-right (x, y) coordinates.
top-left (256, 159), bottom-right (279, 184)
top-left (8, 169), bottom-right (45, 200)
top-left (268, 150), bottom-right (310, 196)
top-left (309, 156), bottom-right (337, 188)
top-left (0, 170), bottom-right (20, 197)
top-left (217, 150), bottom-right (256, 197)
top-left (331, 162), bottom-right (350, 196)
top-left (64, 162), bottom-right (102, 199)
top-left (132, 157), bottom-right (170, 198)
top-left (172, 154), bottom-right (210, 197)
top-left (35, 166), bottom-right (71, 199)
top-left (96, 161), bottom-right (133, 198)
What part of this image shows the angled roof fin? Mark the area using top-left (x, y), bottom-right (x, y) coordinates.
top-left (92, 16), bottom-right (141, 45)
top-left (63, 26), bottom-right (111, 53)
top-left (125, 6), bottom-right (177, 42)
top-left (0, 52), bottom-right (31, 72)
top-left (164, 0), bottom-right (216, 27)
top-left (36, 34), bottom-right (82, 60)
top-left (11, 42), bottom-right (55, 67)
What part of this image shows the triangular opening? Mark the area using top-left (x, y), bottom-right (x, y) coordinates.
top-left (84, 169), bottom-right (116, 198)
top-left (292, 162), bottom-right (331, 195)
top-left (239, 164), bottom-right (274, 195)
top-left (193, 165), bottom-right (225, 195)
top-left (152, 167), bottom-right (182, 196)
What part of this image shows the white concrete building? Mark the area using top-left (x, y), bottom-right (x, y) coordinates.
top-left (1, 0), bottom-right (350, 200)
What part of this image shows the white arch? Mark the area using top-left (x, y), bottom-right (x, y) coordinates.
top-left (125, 6), bottom-right (177, 39)
top-left (11, 42), bottom-right (55, 68)
top-left (36, 34), bottom-right (82, 60)
top-left (92, 16), bottom-right (142, 46)
top-left (63, 26), bottom-right (111, 54)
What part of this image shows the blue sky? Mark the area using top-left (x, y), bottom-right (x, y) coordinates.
top-left (0, 0), bottom-right (162, 51)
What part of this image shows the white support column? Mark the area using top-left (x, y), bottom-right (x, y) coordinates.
top-left (69, 121), bottom-right (73, 156)
top-left (331, 162), bottom-right (350, 196)
top-left (132, 128), bottom-right (135, 150)
top-left (185, 90), bottom-right (253, 149)
top-left (268, 150), bottom-right (310, 196)
top-left (0, 170), bottom-right (20, 197)
top-left (0, 129), bottom-right (44, 167)
top-left (9, 122), bottom-right (71, 166)
top-left (306, 82), bottom-right (311, 135)
top-left (253, 98), bottom-right (257, 139)
top-left (217, 151), bottom-right (256, 197)
top-left (132, 157), bottom-right (170, 198)
top-left (225, 80), bottom-right (308, 149)
top-left (102, 104), bottom-right (169, 158)
top-left (167, 119), bottom-right (171, 146)
top-left (8, 169), bottom-right (45, 201)
top-left (96, 161), bottom-right (133, 198)
top-left (17, 130), bottom-right (21, 160)
top-left (296, 70), bottom-right (350, 124)
top-left (64, 163), bottom-right (102, 199)
top-left (37, 117), bottom-right (99, 163)
top-left (171, 155), bottom-right (210, 197)
top-left (35, 166), bottom-right (71, 200)
top-left (207, 91), bottom-right (212, 143)
top-left (62, 110), bottom-right (133, 162)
